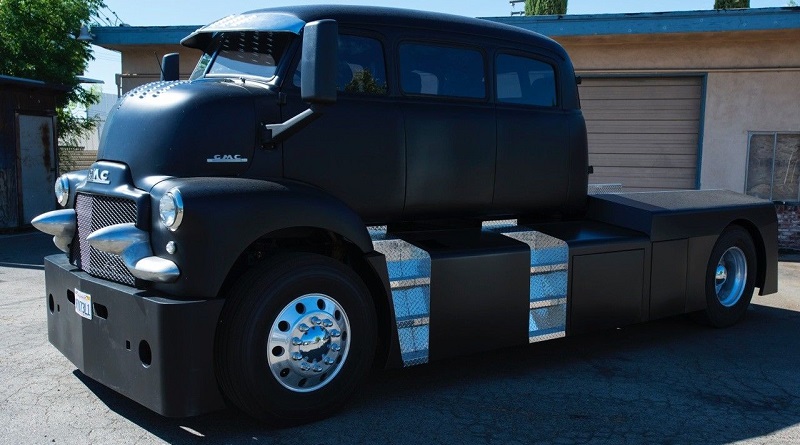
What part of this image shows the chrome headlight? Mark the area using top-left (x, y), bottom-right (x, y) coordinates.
top-left (159, 188), bottom-right (184, 231)
top-left (54, 175), bottom-right (70, 207)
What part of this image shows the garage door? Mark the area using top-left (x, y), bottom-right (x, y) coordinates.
top-left (579, 76), bottom-right (703, 191)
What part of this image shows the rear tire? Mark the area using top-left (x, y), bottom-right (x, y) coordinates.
top-left (215, 252), bottom-right (377, 425)
top-left (702, 226), bottom-right (756, 328)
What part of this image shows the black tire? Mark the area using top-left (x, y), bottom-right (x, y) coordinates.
top-left (215, 252), bottom-right (377, 425)
top-left (702, 226), bottom-right (756, 328)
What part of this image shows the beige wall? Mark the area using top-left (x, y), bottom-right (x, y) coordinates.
top-left (703, 70), bottom-right (800, 192)
top-left (112, 45), bottom-right (202, 93)
top-left (555, 30), bottom-right (800, 192)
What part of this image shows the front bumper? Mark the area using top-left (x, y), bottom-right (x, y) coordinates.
top-left (45, 254), bottom-right (226, 417)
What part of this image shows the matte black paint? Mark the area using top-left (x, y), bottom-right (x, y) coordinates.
top-left (45, 255), bottom-right (225, 417)
top-left (650, 239), bottom-right (689, 320)
top-left (147, 177), bottom-right (374, 298)
top-left (402, 101), bottom-right (497, 218)
top-left (571, 250), bottom-right (646, 335)
top-left (363, 251), bottom-right (404, 370)
top-left (588, 190), bottom-right (779, 295)
top-left (528, 220), bottom-right (652, 334)
top-left (402, 230), bottom-right (531, 361)
top-left (100, 79), bottom-right (264, 187)
top-left (281, 95), bottom-right (406, 223)
top-left (74, 161), bottom-right (151, 228)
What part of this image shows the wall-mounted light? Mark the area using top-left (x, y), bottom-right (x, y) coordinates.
top-left (77, 25), bottom-right (93, 42)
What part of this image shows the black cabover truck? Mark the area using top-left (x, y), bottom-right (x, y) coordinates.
top-left (33, 6), bottom-right (778, 424)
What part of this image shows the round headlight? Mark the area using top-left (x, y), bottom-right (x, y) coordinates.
top-left (54, 175), bottom-right (70, 207)
top-left (159, 188), bottom-right (184, 231)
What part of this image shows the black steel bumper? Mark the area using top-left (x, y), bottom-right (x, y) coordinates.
top-left (44, 254), bottom-right (226, 417)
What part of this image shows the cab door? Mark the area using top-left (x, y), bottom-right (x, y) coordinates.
top-left (493, 52), bottom-right (571, 214)
top-left (282, 32), bottom-right (405, 223)
top-left (398, 42), bottom-right (496, 219)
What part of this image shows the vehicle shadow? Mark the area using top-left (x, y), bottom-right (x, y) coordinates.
top-left (77, 302), bottom-right (800, 444)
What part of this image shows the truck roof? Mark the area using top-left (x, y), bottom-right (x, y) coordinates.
top-left (182, 5), bottom-right (566, 59)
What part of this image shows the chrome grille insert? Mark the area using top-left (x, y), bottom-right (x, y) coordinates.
top-left (72, 194), bottom-right (138, 286)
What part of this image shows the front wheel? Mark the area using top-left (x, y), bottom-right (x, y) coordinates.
top-left (215, 253), bottom-right (377, 424)
top-left (702, 226), bottom-right (757, 327)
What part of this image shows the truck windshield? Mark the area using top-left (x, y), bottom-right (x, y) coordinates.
top-left (198, 31), bottom-right (294, 81)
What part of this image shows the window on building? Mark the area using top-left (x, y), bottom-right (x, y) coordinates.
top-left (495, 54), bottom-right (557, 107)
top-left (399, 43), bottom-right (485, 99)
top-left (746, 132), bottom-right (800, 202)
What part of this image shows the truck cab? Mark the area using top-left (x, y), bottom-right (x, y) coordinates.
top-left (33, 6), bottom-right (778, 425)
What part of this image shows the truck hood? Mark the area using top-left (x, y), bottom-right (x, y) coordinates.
top-left (98, 79), bottom-right (262, 184)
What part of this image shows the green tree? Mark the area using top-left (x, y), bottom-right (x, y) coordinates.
top-left (525, 0), bottom-right (568, 15)
top-left (345, 69), bottom-right (387, 95)
top-left (0, 0), bottom-right (106, 168)
top-left (714, 0), bottom-right (750, 8)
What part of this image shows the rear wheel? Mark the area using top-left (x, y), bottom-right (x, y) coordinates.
top-left (215, 253), bottom-right (376, 424)
top-left (703, 226), bottom-right (756, 327)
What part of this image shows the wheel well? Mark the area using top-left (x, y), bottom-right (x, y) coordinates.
top-left (729, 219), bottom-right (767, 291)
top-left (218, 227), bottom-right (392, 368)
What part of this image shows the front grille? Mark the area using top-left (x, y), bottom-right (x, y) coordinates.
top-left (71, 194), bottom-right (138, 286)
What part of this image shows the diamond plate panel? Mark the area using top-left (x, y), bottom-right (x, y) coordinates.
top-left (371, 227), bottom-right (431, 367)
top-left (390, 286), bottom-right (430, 320)
top-left (73, 194), bottom-right (137, 286)
top-left (530, 270), bottom-right (567, 301)
top-left (486, 225), bottom-right (569, 344)
top-left (397, 326), bottom-right (429, 366)
top-left (481, 219), bottom-right (518, 230)
top-left (588, 183), bottom-right (623, 195)
top-left (501, 230), bottom-right (568, 268)
top-left (529, 303), bottom-right (566, 343)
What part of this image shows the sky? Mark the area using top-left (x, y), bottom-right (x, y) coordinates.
top-left (84, 0), bottom-right (794, 95)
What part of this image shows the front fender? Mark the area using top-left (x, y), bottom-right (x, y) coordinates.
top-left (148, 177), bottom-right (373, 298)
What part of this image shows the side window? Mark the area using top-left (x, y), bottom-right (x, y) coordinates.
top-left (496, 54), bottom-right (557, 107)
top-left (293, 34), bottom-right (387, 95)
top-left (399, 43), bottom-right (485, 99)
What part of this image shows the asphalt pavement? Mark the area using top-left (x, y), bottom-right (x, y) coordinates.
top-left (1, 231), bottom-right (799, 444)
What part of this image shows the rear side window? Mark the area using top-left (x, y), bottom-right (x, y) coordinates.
top-left (399, 43), bottom-right (485, 99)
top-left (496, 54), bottom-right (557, 107)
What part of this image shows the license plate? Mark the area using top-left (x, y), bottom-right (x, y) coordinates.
top-left (74, 288), bottom-right (92, 320)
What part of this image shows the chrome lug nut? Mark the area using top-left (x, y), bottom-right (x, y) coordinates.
top-left (322, 319), bottom-right (333, 327)
top-left (291, 337), bottom-right (302, 346)
top-left (324, 356), bottom-right (335, 365)
top-left (311, 316), bottom-right (321, 325)
top-left (329, 329), bottom-right (341, 338)
top-left (312, 364), bottom-right (323, 373)
top-left (291, 352), bottom-right (303, 361)
top-left (300, 362), bottom-right (311, 371)
top-left (298, 323), bottom-right (310, 333)
top-left (330, 343), bottom-right (341, 352)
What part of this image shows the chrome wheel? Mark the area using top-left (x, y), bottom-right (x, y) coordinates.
top-left (714, 246), bottom-right (747, 308)
top-left (267, 293), bottom-right (350, 393)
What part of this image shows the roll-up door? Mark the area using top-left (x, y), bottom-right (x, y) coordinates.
top-left (579, 76), bottom-right (703, 191)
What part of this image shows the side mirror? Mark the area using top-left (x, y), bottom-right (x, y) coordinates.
top-left (301, 20), bottom-right (337, 104)
top-left (161, 53), bottom-right (180, 81)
